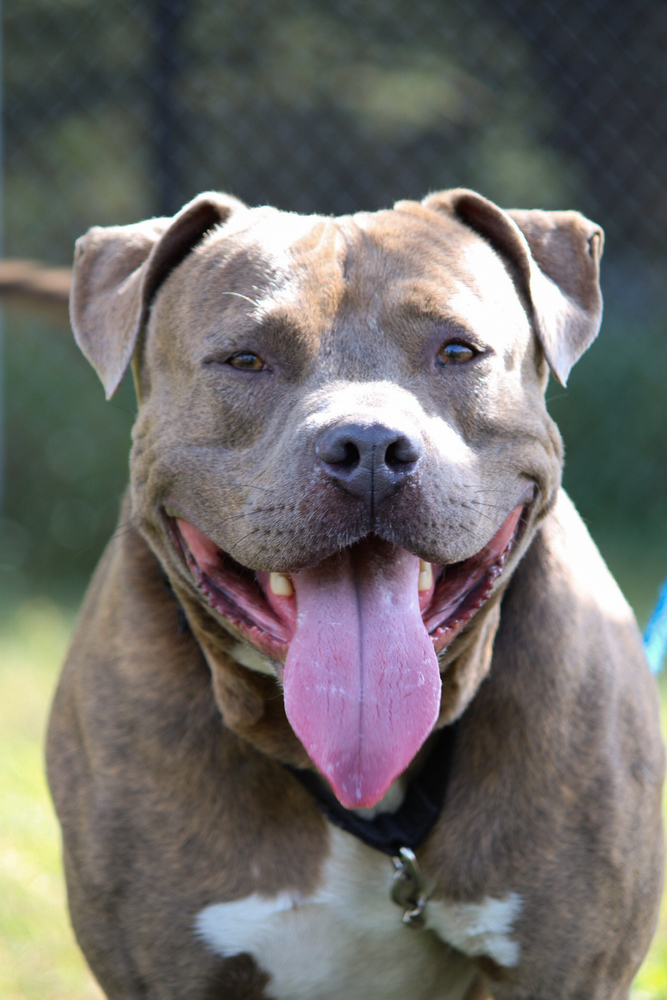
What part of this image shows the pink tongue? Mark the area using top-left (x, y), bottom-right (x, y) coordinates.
top-left (283, 543), bottom-right (441, 809)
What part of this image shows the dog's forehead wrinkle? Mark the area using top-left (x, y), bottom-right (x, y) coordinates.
top-left (344, 208), bottom-right (477, 284)
top-left (289, 215), bottom-right (347, 258)
top-left (253, 213), bottom-right (346, 282)
top-left (197, 231), bottom-right (280, 288)
top-left (380, 284), bottom-right (476, 327)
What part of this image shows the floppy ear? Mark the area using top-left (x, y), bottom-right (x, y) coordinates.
top-left (70, 191), bottom-right (245, 398)
top-left (422, 189), bottom-right (604, 386)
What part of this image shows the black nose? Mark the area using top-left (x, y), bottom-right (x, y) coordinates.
top-left (316, 422), bottom-right (422, 504)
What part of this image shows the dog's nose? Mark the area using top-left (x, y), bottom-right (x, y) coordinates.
top-left (316, 422), bottom-right (422, 504)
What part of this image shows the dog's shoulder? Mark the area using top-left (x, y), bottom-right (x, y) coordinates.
top-left (501, 489), bottom-right (649, 682)
top-left (538, 489), bottom-right (635, 627)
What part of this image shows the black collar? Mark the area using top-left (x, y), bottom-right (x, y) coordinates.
top-left (288, 722), bottom-right (459, 857)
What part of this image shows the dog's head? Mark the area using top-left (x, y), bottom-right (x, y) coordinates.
top-left (71, 189), bottom-right (603, 808)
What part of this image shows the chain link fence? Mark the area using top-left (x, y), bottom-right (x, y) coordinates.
top-left (2, 0), bottom-right (667, 611)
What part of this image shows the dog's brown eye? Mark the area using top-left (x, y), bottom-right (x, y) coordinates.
top-left (439, 342), bottom-right (477, 365)
top-left (227, 352), bottom-right (266, 371)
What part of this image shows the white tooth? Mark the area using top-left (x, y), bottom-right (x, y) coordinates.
top-left (269, 572), bottom-right (294, 597)
top-left (418, 560), bottom-right (433, 592)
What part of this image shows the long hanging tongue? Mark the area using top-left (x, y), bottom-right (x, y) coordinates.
top-left (283, 542), bottom-right (441, 809)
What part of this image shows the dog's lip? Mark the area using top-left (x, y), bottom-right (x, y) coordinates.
top-left (162, 496), bottom-right (531, 662)
top-left (164, 504), bottom-right (292, 658)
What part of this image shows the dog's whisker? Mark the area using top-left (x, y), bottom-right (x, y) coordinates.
top-left (226, 528), bottom-right (261, 554)
top-left (214, 506), bottom-right (287, 527)
top-left (108, 519), bottom-right (139, 542)
top-left (464, 499), bottom-right (510, 510)
top-left (234, 483), bottom-right (276, 494)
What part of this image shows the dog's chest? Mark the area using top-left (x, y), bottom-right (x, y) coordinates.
top-left (196, 826), bottom-right (521, 1000)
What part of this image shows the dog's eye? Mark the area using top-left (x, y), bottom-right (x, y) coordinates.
top-left (227, 352), bottom-right (266, 371)
top-left (438, 342), bottom-right (477, 365)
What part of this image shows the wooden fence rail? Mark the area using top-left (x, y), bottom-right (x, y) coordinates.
top-left (0, 260), bottom-right (71, 326)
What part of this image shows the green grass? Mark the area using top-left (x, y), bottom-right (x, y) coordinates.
top-left (0, 601), bottom-right (103, 1000)
top-left (0, 602), bottom-right (666, 999)
top-left (632, 686), bottom-right (667, 1000)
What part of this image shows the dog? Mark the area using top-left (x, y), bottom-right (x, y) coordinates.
top-left (47, 188), bottom-right (664, 1000)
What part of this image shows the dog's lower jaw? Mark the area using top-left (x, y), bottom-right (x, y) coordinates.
top-left (436, 599), bottom-right (502, 727)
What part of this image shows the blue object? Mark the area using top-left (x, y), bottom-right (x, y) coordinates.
top-left (644, 577), bottom-right (667, 674)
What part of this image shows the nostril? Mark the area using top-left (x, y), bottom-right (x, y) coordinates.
top-left (385, 435), bottom-right (422, 467)
top-left (316, 430), bottom-right (361, 469)
top-left (326, 440), bottom-right (361, 469)
top-left (339, 441), bottom-right (360, 469)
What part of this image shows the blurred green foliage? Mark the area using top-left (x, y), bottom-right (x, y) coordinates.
top-left (552, 306), bottom-right (667, 625)
top-left (2, 315), bottom-right (134, 606)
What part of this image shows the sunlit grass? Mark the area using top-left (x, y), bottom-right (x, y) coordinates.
top-left (0, 601), bottom-right (665, 999)
top-left (0, 601), bottom-right (103, 1000)
top-left (631, 692), bottom-right (667, 1000)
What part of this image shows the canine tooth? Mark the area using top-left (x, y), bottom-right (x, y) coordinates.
top-left (269, 572), bottom-right (294, 597)
top-left (418, 560), bottom-right (433, 592)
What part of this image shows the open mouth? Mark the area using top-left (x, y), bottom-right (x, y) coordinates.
top-left (166, 503), bottom-right (526, 809)
top-left (168, 506), bottom-right (525, 661)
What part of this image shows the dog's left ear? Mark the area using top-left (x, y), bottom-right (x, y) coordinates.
top-left (71, 192), bottom-right (244, 398)
top-left (422, 189), bottom-right (604, 385)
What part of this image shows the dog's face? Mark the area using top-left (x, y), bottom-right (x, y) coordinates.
top-left (70, 189), bottom-right (603, 808)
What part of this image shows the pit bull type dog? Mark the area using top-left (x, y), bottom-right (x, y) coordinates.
top-left (47, 189), bottom-right (664, 1000)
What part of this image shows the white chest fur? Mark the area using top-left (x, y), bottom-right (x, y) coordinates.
top-left (196, 827), bottom-right (521, 1000)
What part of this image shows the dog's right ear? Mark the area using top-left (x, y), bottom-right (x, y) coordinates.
top-left (70, 192), bottom-right (244, 399)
